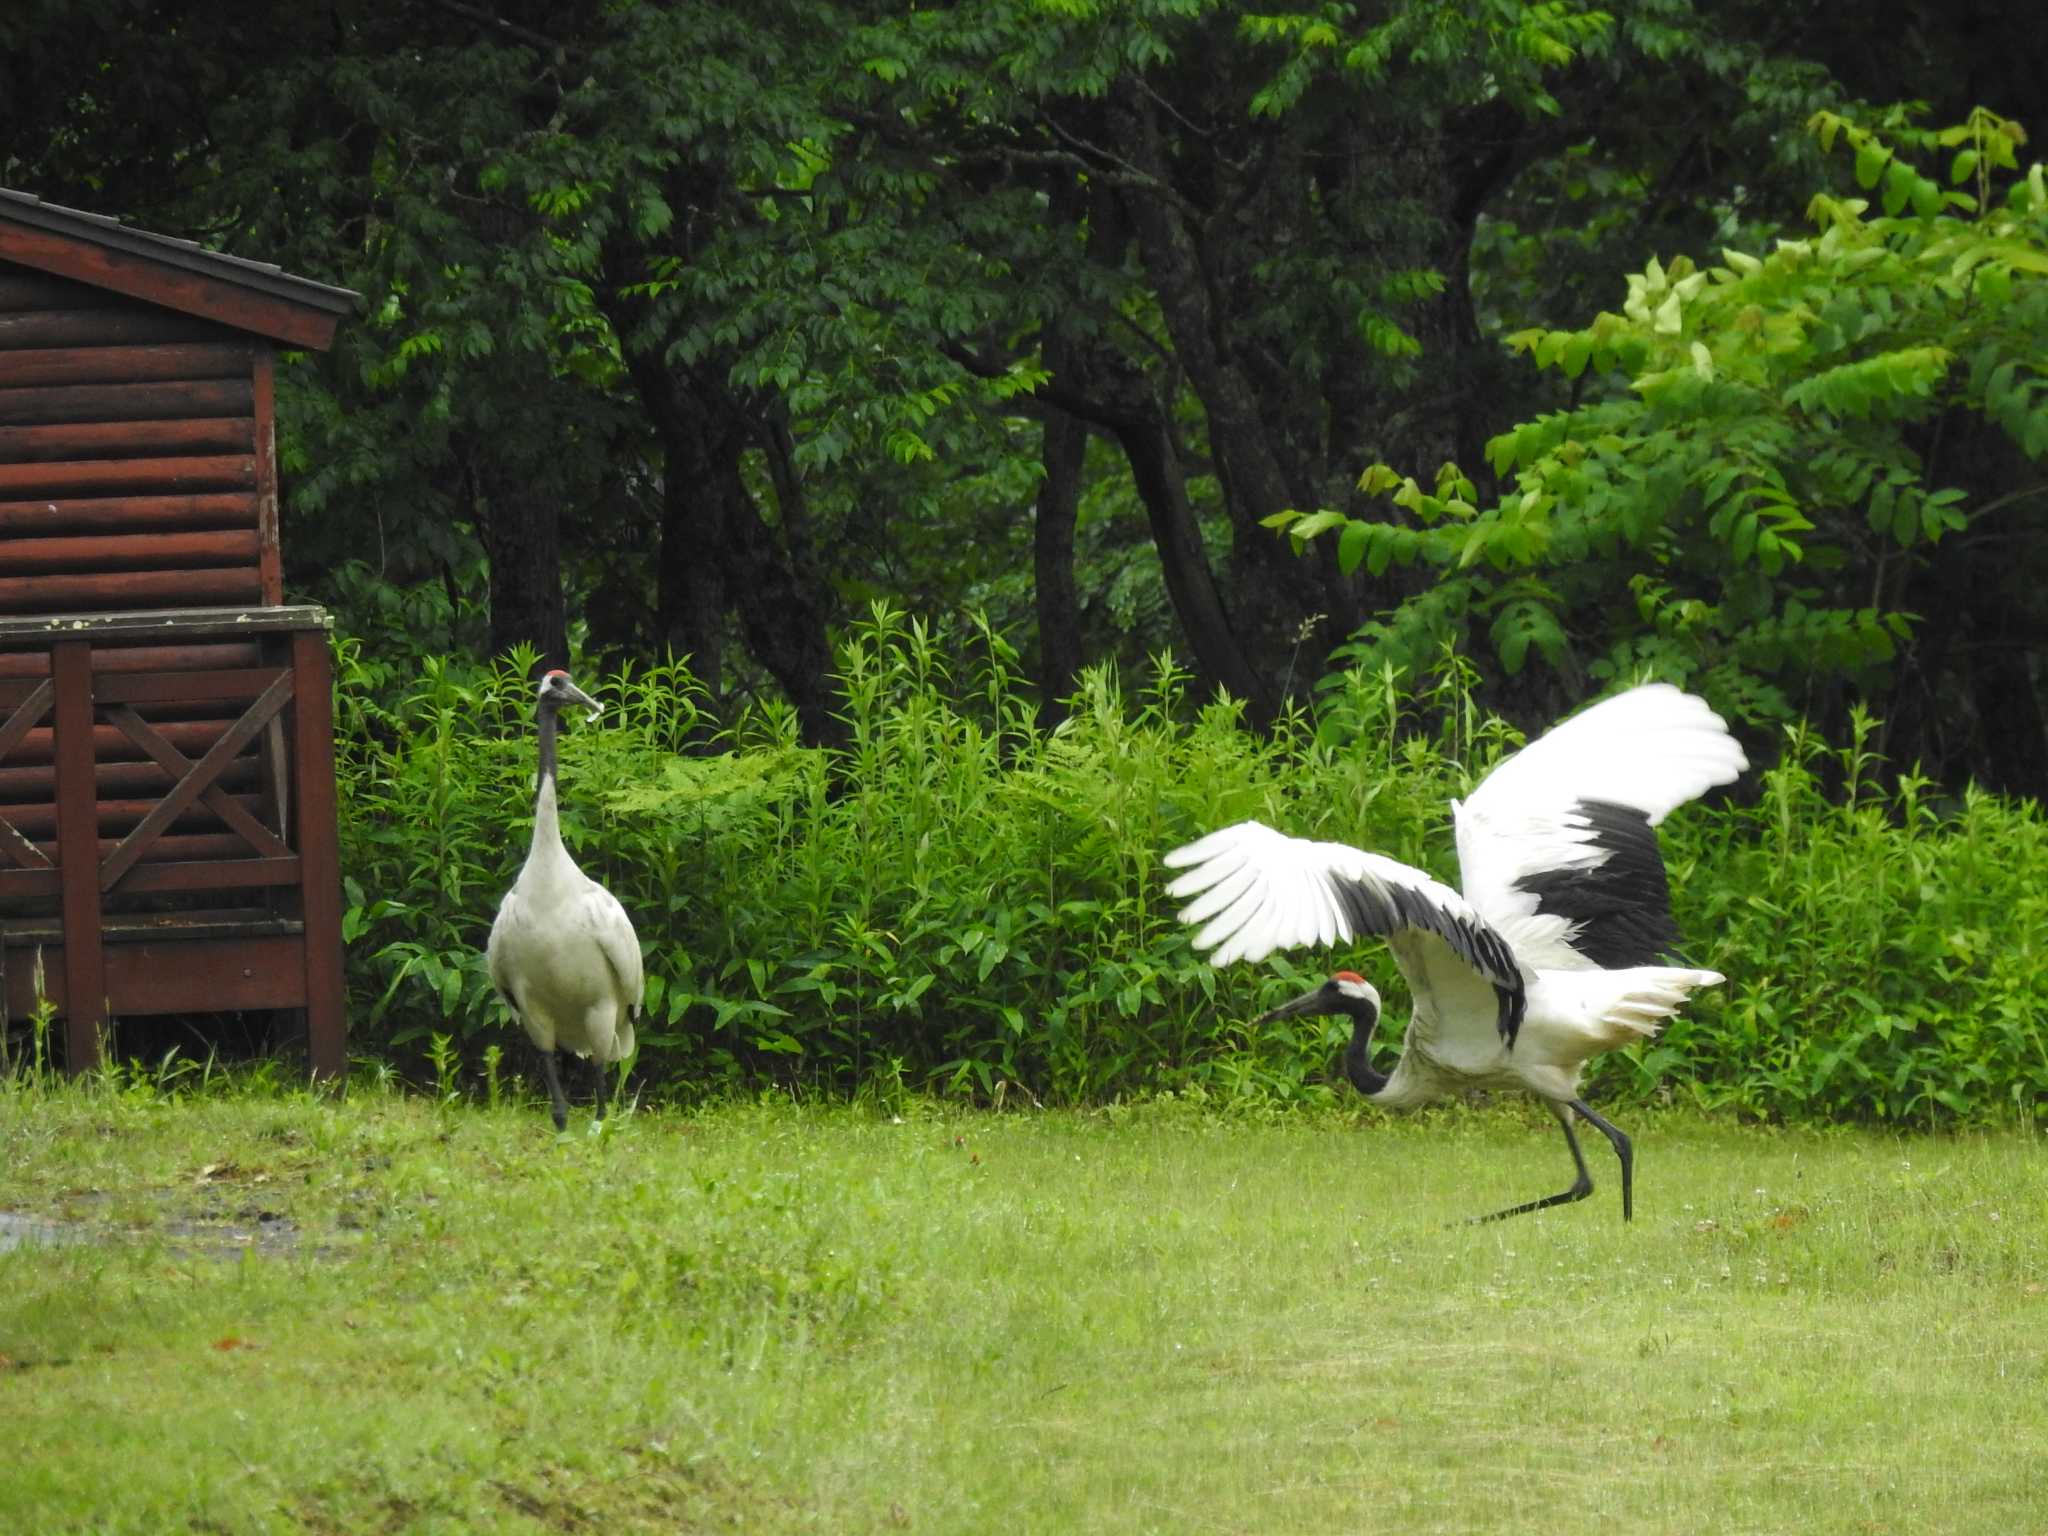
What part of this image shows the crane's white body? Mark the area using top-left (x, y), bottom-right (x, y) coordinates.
top-left (1165, 684), bottom-right (1746, 1114)
top-left (487, 672), bottom-right (642, 1134)
top-left (487, 772), bottom-right (642, 1068)
top-left (1365, 962), bottom-right (1720, 1109)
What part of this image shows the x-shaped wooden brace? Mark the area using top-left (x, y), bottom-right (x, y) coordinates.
top-left (99, 670), bottom-right (296, 892)
top-left (0, 679), bottom-right (56, 873)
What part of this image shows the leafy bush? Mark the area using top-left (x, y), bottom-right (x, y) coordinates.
top-left (1652, 713), bottom-right (2048, 1124)
top-left (335, 613), bottom-right (2046, 1125)
top-left (339, 606), bottom-right (1436, 1106)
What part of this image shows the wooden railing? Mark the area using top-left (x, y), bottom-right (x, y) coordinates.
top-left (0, 605), bottom-right (343, 1075)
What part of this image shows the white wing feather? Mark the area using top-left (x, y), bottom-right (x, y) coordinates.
top-left (1453, 683), bottom-right (1746, 968)
top-left (1164, 821), bottom-right (1515, 977)
top-left (582, 884), bottom-right (645, 1013)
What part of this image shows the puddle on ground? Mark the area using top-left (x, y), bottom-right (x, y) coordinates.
top-left (0, 1205), bottom-right (336, 1262)
top-left (0, 1212), bottom-right (86, 1253)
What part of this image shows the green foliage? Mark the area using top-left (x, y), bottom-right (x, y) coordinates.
top-left (1272, 108), bottom-right (2048, 722)
top-left (337, 605), bottom-right (1465, 1107)
top-left (334, 618), bottom-right (2045, 1126)
top-left (1653, 713), bottom-right (2048, 1125)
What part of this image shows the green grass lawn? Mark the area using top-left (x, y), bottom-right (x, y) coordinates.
top-left (2, 1079), bottom-right (2043, 1534)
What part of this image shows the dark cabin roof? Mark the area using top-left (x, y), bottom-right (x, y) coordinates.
top-left (0, 186), bottom-right (356, 351)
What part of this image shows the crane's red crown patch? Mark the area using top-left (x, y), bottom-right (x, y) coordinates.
top-left (1333, 970), bottom-right (1366, 984)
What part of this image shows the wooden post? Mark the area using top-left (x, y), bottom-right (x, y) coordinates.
top-left (252, 347), bottom-right (283, 606)
top-left (50, 637), bottom-right (103, 1071)
top-left (290, 626), bottom-right (347, 1080)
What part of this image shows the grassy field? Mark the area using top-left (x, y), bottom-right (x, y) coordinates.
top-left (2, 1079), bottom-right (2043, 1534)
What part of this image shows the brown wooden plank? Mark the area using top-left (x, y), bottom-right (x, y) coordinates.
top-left (109, 856), bottom-right (302, 896)
top-left (0, 566), bottom-right (263, 615)
top-left (0, 756), bottom-right (260, 800)
top-left (0, 864), bottom-right (61, 901)
top-left (0, 308), bottom-right (239, 351)
top-left (0, 416), bottom-right (253, 463)
top-left (0, 341), bottom-right (254, 389)
top-left (2, 793), bottom-right (268, 839)
top-left (0, 642), bottom-right (265, 681)
top-left (0, 530), bottom-right (262, 575)
top-left (51, 639), bottom-right (103, 1072)
top-left (252, 347), bottom-right (282, 605)
top-left (2, 931), bottom-right (312, 1017)
top-left (93, 667), bottom-right (284, 705)
top-left (99, 670), bottom-right (293, 890)
top-left (0, 454), bottom-right (256, 499)
top-left (0, 493), bottom-right (258, 537)
top-left (4, 910), bottom-right (307, 942)
top-left (20, 832), bottom-right (269, 866)
top-left (0, 271), bottom-right (124, 312)
top-left (7, 718), bottom-right (234, 767)
top-left (291, 628), bottom-right (347, 1079)
top-left (0, 377), bottom-right (254, 427)
top-left (109, 932), bottom-right (308, 1011)
top-left (0, 605), bottom-right (326, 643)
top-left (0, 226), bottom-right (347, 350)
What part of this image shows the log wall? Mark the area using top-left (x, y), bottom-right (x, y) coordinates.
top-left (0, 268), bottom-right (274, 616)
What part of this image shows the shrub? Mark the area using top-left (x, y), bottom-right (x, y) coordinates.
top-left (334, 614), bottom-right (2046, 1124)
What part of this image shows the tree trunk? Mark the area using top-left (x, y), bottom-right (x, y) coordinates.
top-left (1033, 401), bottom-right (1088, 730)
top-left (1110, 85), bottom-right (1325, 694)
top-left (475, 459), bottom-right (567, 672)
top-left (1112, 412), bottom-right (1274, 720)
top-left (729, 417), bottom-right (842, 749)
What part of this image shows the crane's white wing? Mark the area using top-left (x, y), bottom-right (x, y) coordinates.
top-left (486, 890), bottom-right (521, 1007)
top-left (1453, 684), bottom-right (1746, 971)
top-left (578, 883), bottom-right (644, 1016)
top-left (1163, 820), bottom-right (1528, 1042)
top-left (487, 877), bottom-right (642, 1025)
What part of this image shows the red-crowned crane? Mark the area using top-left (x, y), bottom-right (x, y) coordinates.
top-left (1163, 684), bottom-right (1746, 1223)
top-left (487, 669), bottom-right (643, 1131)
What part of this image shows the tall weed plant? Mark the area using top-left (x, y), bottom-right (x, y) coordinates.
top-left (332, 610), bottom-right (2045, 1124)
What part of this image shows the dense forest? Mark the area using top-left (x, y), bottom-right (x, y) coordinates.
top-left (4, 1), bottom-right (2045, 1117)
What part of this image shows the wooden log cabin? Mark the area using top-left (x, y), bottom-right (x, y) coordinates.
top-left (0, 187), bottom-right (357, 1076)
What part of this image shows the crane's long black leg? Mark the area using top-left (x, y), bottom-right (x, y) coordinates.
top-left (1568, 1097), bottom-right (1634, 1222)
top-left (589, 1052), bottom-right (610, 1123)
top-left (1469, 1103), bottom-right (1596, 1224)
top-left (537, 1047), bottom-right (570, 1132)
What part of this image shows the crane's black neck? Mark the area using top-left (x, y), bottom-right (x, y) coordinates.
top-left (535, 700), bottom-right (562, 789)
top-left (1343, 1005), bottom-right (1390, 1099)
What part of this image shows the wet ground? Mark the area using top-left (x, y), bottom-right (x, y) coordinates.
top-left (0, 1204), bottom-right (317, 1261)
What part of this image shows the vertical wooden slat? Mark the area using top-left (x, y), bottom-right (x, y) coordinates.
top-left (291, 627), bottom-right (346, 1080)
top-left (51, 639), bottom-right (104, 1072)
top-left (252, 346), bottom-right (283, 605)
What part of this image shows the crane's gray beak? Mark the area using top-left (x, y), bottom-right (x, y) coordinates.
top-left (562, 681), bottom-right (603, 723)
top-left (1255, 986), bottom-right (1326, 1025)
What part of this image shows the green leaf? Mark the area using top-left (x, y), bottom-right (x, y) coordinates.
top-left (1284, 510), bottom-right (1348, 542)
top-left (1337, 520), bottom-right (1370, 575)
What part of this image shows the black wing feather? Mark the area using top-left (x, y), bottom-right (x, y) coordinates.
top-left (1331, 875), bottom-right (1529, 1045)
top-left (1512, 798), bottom-right (1680, 969)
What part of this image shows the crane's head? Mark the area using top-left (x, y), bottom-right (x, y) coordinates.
top-left (1256, 970), bottom-right (1381, 1026)
top-left (536, 668), bottom-right (603, 724)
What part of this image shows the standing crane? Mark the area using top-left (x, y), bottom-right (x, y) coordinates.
top-left (487, 669), bottom-right (643, 1131)
top-left (1163, 684), bottom-right (1746, 1223)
